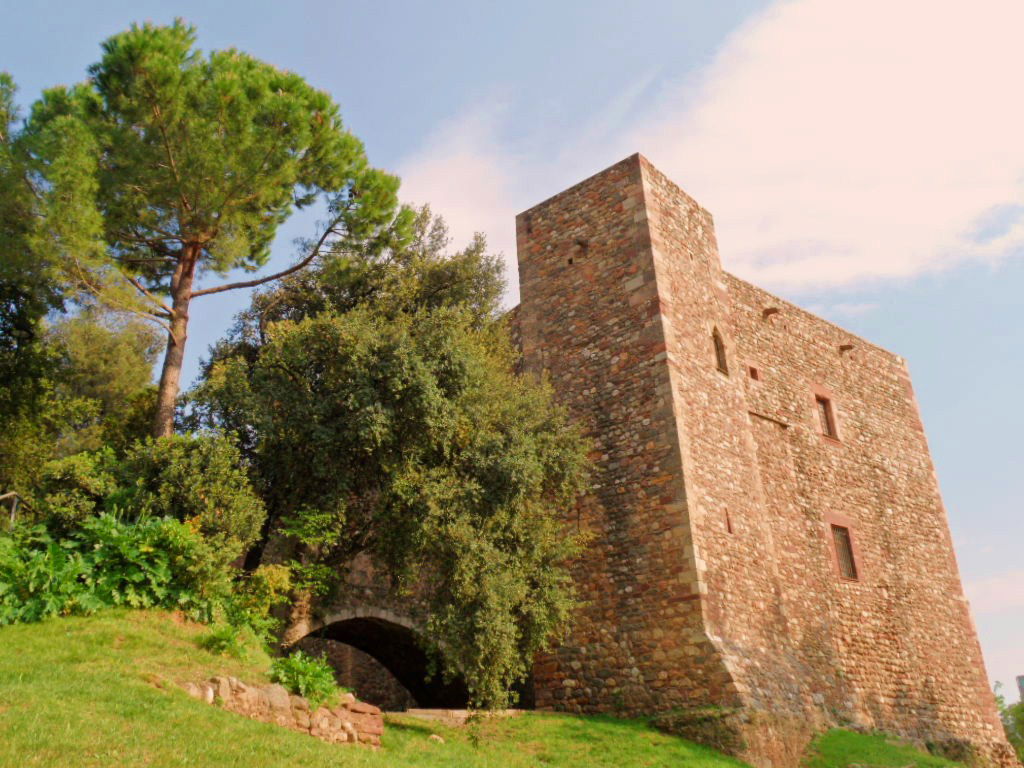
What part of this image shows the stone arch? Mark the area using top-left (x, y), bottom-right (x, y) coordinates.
top-left (305, 607), bottom-right (469, 709)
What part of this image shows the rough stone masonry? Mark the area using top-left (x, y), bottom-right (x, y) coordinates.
top-left (184, 676), bottom-right (384, 747)
top-left (512, 154), bottom-right (1015, 767)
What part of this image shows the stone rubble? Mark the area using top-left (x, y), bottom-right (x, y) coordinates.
top-left (183, 676), bottom-right (384, 747)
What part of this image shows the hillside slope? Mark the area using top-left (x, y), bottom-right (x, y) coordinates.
top-left (0, 611), bottom-right (967, 768)
top-left (0, 611), bottom-right (748, 768)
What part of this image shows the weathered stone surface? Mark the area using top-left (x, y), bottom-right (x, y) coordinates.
top-left (265, 684), bottom-right (291, 714)
top-left (183, 677), bottom-right (383, 748)
top-left (347, 700), bottom-right (381, 716)
top-left (511, 154), bottom-right (1016, 768)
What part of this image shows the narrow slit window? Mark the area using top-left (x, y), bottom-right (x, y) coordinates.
top-left (713, 328), bottom-right (728, 374)
top-left (816, 395), bottom-right (837, 438)
top-left (831, 524), bottom-right (858, 580)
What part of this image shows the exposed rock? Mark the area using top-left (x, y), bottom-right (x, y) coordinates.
top-left (183, 676), bottom-right (383, 748)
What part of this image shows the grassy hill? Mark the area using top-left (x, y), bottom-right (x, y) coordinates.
top-left (0, 611), bottom-right (963, 768)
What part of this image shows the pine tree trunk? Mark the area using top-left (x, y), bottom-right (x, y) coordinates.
top-left (152, 247), bottom-right (199, 438)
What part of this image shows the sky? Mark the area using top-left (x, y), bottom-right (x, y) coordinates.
top-left (2, 0), bottom-right (1021, 702)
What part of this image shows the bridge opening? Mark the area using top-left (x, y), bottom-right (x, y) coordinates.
top-left (298, 616), bottom-right (469, 710)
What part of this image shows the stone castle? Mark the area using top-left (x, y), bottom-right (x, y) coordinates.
top-left (301, 154), bottom-right (1015, 767)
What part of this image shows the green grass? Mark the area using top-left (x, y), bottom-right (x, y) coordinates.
top-left (804, 729), bottom-right (961, 768)
top-left (0, 610), bottom-right (969, 768)
top-left (0, 610), bottom-right (749, 768)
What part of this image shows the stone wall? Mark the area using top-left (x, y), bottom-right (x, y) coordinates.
top-left (721, 269), bottom-right (1009, 761)
top-left (184, 676), bottom-right (384, 747)
top-left (515, 155), bottom-right (738, 715)
top-left (513, 153), bottom-right (1015, 767)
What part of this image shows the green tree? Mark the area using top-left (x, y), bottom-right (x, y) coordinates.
top-left (33, 433), bottom-right (265, 570)
top-left (995, 683), bottom-right (1024, 762)
top-left (0, 74), bottom-right (65, 495)
top-left (0, 309), bottom-right (160, 496)
top-left (48, 310), bottom-right (160, 415)
top-left (192, 220), bottom-right (589, 708)
top-left (46, 309), bottom-right (161, 453)
top-left (192, 206), bottom-right (505, 470)
top-left (12, 20), bottom-right (401, 437)
top-left (199, 308), bottom-right (588, 708)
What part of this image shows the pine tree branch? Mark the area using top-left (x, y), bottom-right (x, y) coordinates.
top-left (122, 272), bottom-right (173, 316)
top-left (67, 255), bottom-right (173, 335)
top-left (190, 217), bottom-right (340, 299)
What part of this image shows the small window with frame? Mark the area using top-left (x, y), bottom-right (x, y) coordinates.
top-left (830, 524), bottom-right (858, 580)
top-left (712, 327), bottom-right (728, 375)
top-left (816, 395), bottom-right (838, 439)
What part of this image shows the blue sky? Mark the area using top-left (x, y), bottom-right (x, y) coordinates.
top-left (3, 0), bottom-right (1021, 701)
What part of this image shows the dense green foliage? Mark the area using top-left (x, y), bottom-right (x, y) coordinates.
top-left (0, 74), bottom-right (59, 394)
top-left (48, 312), bottom-right (160, 415)
top-left (1007, 704), bottom-right (1024, 763)
top-left (0, 431), bottom-right (270, 635)
top-left (197, 563), bottom-right (293, 655)
top-left (270, 650), bottom-right (341, 710)
top-left (7, 20), bottom-right (402, 435)
top-left (0, 610), bottom-right (755, 768)
top-left (0, 516), bottom-right (225, 625)
top-left (46, 311), bottom-right (161, 452)
top-left (0, 308), bottom-right (159, 497)
top-left (112, 435), bottom-right (266, 559)
top-left (193, 210), bottom-right (590, 709)
top-left (996, 683), bottom-right (1024, 761)
top-left (32, 434), bottom-right (265, 565)
top-left (218, 563), bottom-right (293, 644)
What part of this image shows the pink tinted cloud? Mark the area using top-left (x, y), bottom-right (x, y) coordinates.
top-left (966, 570), bottom-right (1024, 614)
top-left (396, 0), bottom-right (1024, 299)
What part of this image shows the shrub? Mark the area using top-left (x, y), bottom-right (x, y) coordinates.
top-left (0, 514), bottom-right (226, 625)
top-left (0, 525), bottom-right (96, 623)
top-left (269, 651), bottom-right (339, 710)
top-left (35, 448), bottom-right (118, 531)
top-left (32, 434), bottom-right (266, 570)
top-left (220, 564), bottom-right (292, 644)
top-left (113, 435), bottom-right (266, 564)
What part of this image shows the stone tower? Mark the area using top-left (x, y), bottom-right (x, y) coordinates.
top-left (514, 154), bottom-right (1013, 767)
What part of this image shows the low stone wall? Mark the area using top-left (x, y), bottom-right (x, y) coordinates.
top-left (184, 676), bottom-right (384, 747)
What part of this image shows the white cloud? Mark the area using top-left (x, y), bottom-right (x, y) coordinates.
top-left (630, 0), bottom-right (1024, 291)
top-left (394, 102), bottom-right (528, 304)
top-left (966, 570), bottom-right (1024, 614)
top-left (396, 0), bottom-right (1024, 303)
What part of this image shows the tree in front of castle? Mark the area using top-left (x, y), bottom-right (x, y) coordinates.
top-left (6, 19), bottom-right (400, 438)
top-left (191, 209), bottom-right (592, 709)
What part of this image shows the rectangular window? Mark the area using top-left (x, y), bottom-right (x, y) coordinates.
top-left (816, 395), bottom-right (837, 438)
top-left (831, 524), bottom-right (858, 580)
